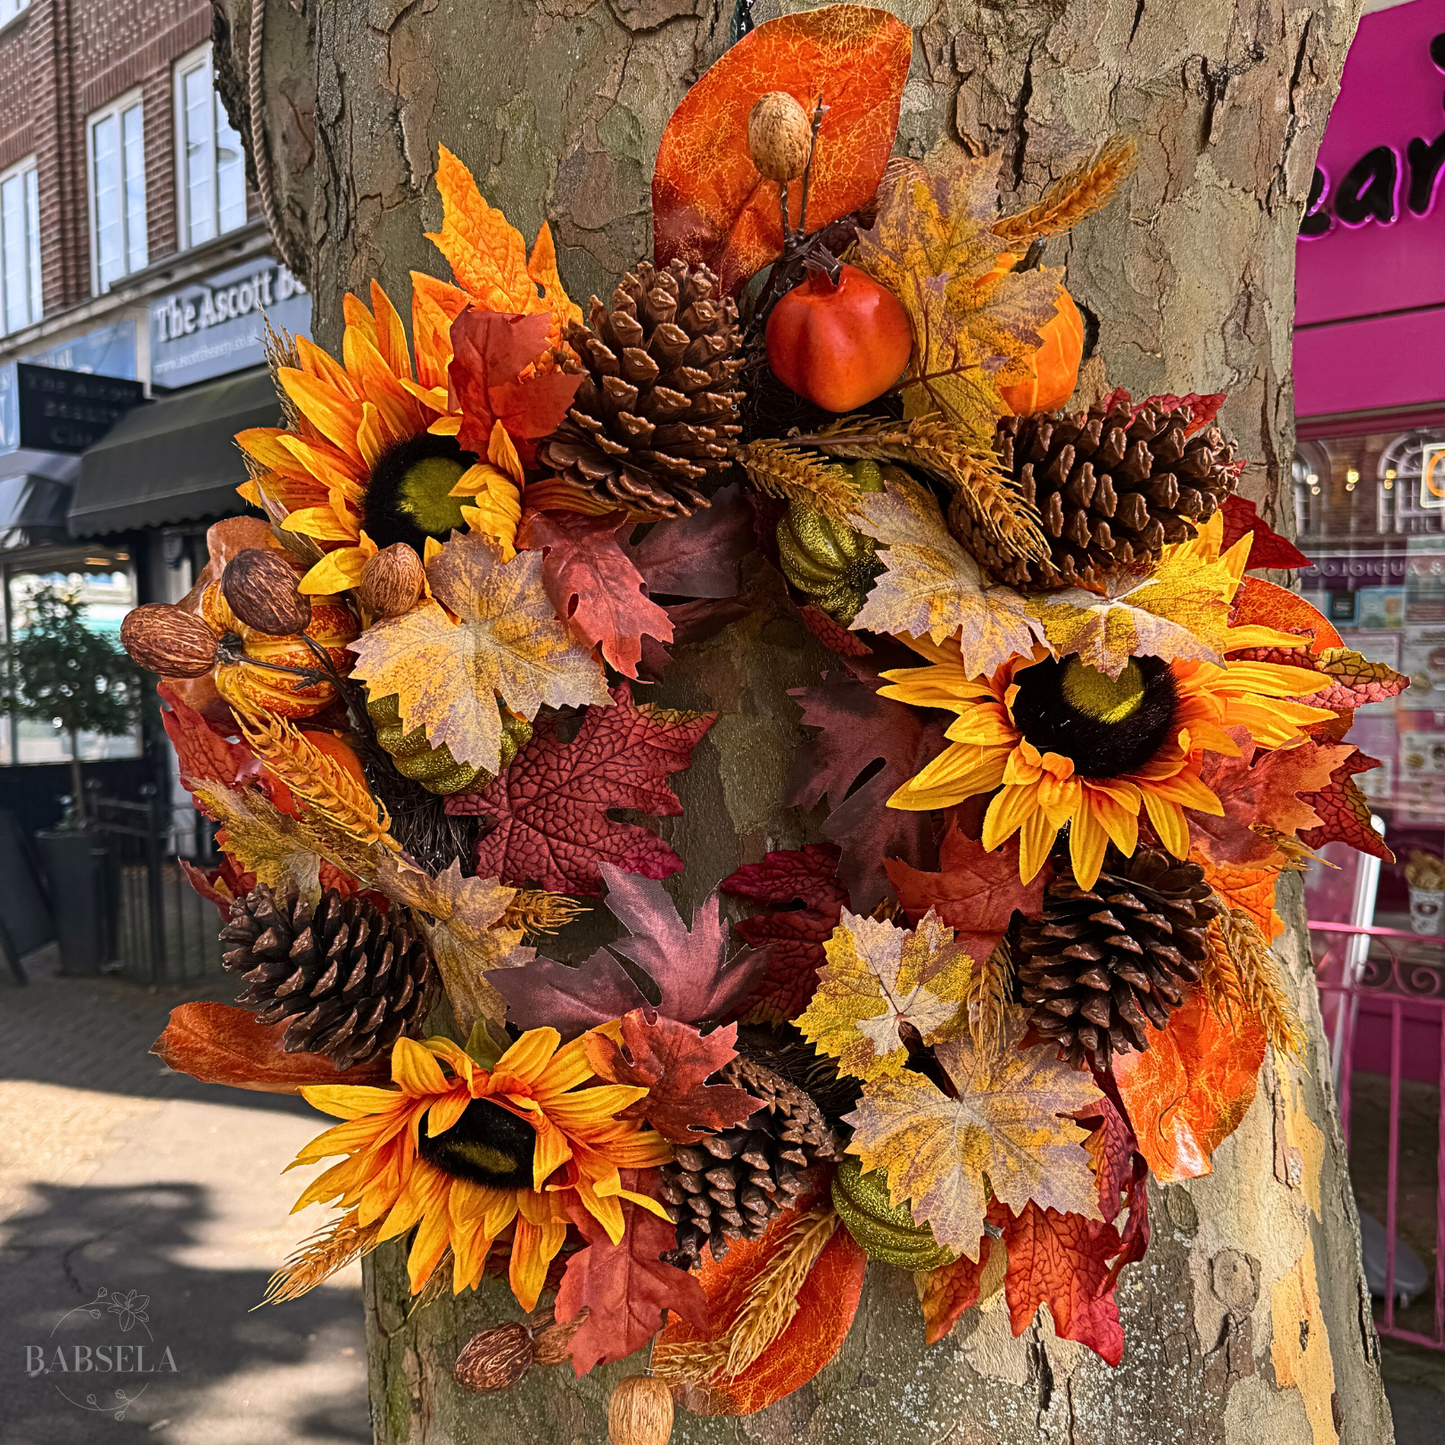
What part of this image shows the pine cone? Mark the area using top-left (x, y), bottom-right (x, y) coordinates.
top-left (956, 401), bottom-right (1236, 588)
top-left (535, 259), bottom-right (745, 518)
top-left (659, 1057), bottom-right (842, 1270)
top-left (220, 883), bottom-right (438, 1070)
top-left (1015, 848), bottom-right (1220, 1070)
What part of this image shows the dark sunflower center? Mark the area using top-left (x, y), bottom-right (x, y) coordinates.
top-left (362, 433), bottom-right (478, 552)
top-left (1010, 655), bottom-right (1178, 778)
top-left (417, 1097), bottom-right (536, 1189)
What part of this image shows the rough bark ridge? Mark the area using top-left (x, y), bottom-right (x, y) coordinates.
top-left (211, 2), bottom-right (1393, 1441)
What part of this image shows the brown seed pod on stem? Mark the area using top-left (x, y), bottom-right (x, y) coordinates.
top-left (221, 549), bottom-right (312, 636)
top-left (608, 1373), bottom-right (673, 1445)
top-left (357, 543), bottom-right (426, 618)
top-left (120, 604), bottom-right (219, 677)
top-left (748, 92), bottom-right (812, 183)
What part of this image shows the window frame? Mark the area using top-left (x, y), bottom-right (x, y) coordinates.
top-left (0, 0), bottom-right (31, 34)
top-left (172, 43), bottom-right (247, 252)
top-left (0, 154), bottom-right (40, 335)
top-left (86, 87), bottom-right (148, 296)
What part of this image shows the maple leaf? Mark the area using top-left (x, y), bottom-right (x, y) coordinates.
top-left (555, 1169), bottom-right (709, 1375)
top-left (1220, 494), bottom-right (1312, 571)
top-left (844, 1013), bottom-right (1103, 1255)
top-left (191, 780), bottom-right (322, 902)
top-left (999, 1201), bottom-right (1125, 1367)
top-left (1297, 747), bottom-right (1393, 863)
top-left (585, 1011), bottom-right (761, 1142)
top-left (158, 682), bottom-right (261, 792)
top-left (886, 824), bottom-right (1048, 970)
top-left (349, 530), bottom-right (609, 777)
top-left (448, 309), bottom-right (583, 462)
top-left (721, 845), bottom-right (849, 1025)
top-left (652, 7), bottom-right (912, 295)
top-left (1077, 1091), bottom-right (1139, 1224)
top-left (1197, 854), bottom-right (1285, 943)
top-left (798, 909), bottom-right (971, 1081)
top-left (517, 510), bottom-right (673, 679)
top-left (799, 603), bottom-right (873, 658)
top-left (849, 472), bottom-right (1044, 673)
top-left (919, 1239), bottom-right (995, 1345)
top-left (1113, 991), bottom-right (1267, 1183)
top-left (1296, 647), bottom-right (1408, 712)
top-left (374, 857), bottom-right (527, 1034)
top-left (627, 483), bottom-right (756, 599)
top-left (487, 863), bottom-right (767, 1039)
top-left (787, 671), bottom-right (948, 910)
top-left (449, 683), bottom-right (713, 897)
top-left (855, 148), bottom-right (1061, 435)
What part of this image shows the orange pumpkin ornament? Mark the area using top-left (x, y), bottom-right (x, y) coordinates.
top-left (1000, 285), bottom-right (1085, 415)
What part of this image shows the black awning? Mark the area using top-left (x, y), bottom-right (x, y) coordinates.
top-left (69, 367), bottom-right (278, 536)
top-left (0, 472), bottom-right (73, 549)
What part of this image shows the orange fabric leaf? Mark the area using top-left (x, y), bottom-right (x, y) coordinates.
top-left (1197, 854), bottom-right (1284, 941)
top-left (652, 7), bottom-right (912, 295)
top-left (427, 145), bottom-right (537, 314)
top-left (152, 1001), bottom-right (390, 1094)
top-left (1112, 992), bottom-right (1267, 1184)
top-left (1228, 577), bottom-right (1342, 654)
top-left (919, 1239), bottom-right (992, 1345)
top-left (1297, 749), bottom-right (1393, 863)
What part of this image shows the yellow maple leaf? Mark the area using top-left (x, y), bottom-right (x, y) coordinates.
top-left (849, 471), bottom-right (1044, 673)
top-left (798, 909), bottom-right (971, 1081)
top-left (348, 530), bottom-right (611, 775)
top-left (855, 149), bottom-right (1061, 441)
top-left (845, 1011), bottom-right (1104, 1256)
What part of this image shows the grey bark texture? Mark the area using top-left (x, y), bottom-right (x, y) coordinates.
top-left (211, 2), bottom-right (1395, 1441)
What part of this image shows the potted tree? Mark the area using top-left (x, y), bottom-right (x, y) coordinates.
top-left (1, 585), bottom-right (145, 973)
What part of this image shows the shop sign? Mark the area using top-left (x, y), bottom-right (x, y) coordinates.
top-left (0, 363), bottom-right (145, 453)
top-left (150, 258), bottom-right (310, 389)
top-left (26, 320), bottom-right (137, 381)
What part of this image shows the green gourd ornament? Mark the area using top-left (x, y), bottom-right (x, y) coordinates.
top-left (367, 693), bottom-right (532, 795)
top-left (831, 1158), bottom-right (959, 1271)
top-left (775, 459), bottom-right (889, 625)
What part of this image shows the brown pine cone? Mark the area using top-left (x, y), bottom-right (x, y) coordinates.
top-left (955, 400), bottom-right (1236, 588)
top-left (535, 259), bottom-right (745, 518)
top-left (658, 1056), bottom-right (841, 1270)
top-left (1015, 848), bottom-right (1219, 1070)
top-left (220, 883), bottom-right (437, 1070)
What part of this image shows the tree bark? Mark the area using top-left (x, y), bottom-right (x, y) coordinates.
top-left (214, 2), bottom-right (1393, 1441)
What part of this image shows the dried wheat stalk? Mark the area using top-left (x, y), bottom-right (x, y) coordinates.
top-left (502, 890), bottom-right (589, 935)
top-left (992, 137), bottom-right (1138, 246)
top-left (968, 939), bottom-right (1015, 1061)
top-left (264, 1210), bottom-right (384, 1304)
top-left (1201, 904), bottom-right (1307, 1058)
top-left (736, 439), bottom-right (861, 522)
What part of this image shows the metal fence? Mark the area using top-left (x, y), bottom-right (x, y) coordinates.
top-left (89, 788), bottom-right (227, 985)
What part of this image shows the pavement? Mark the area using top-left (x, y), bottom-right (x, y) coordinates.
top-left (0, 946), bottom-right (369, 1445)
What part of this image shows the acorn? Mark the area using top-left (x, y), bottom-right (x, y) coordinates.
top-left (608, 1373), bottom-right (673, 1445)
top-left (221, 549), bottom-right (312, 636)
top-left (747, 92), bottom-right (812, 184)
top-left (120, 604), bottom-right (219, 678)
top-left (453, 1321), bottom-right (535, 1393)
top-left (357, 543), bottom-right (426, 618)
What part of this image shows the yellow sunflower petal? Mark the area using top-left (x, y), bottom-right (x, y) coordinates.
top-left (491, 1028), bottom-right (562, 1087)
top-left (299, 547), bottom-right (371, 595)
top-left (299, 1083), bottom-right (402, 1120)
top-left (281, 506), bottom-right (359, 543)
top-left (392, 1036), bottom-right (451, 1095)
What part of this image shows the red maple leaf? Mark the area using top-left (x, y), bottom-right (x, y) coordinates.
top-left (159, 682), bottom-right (260, 792)
top-left (554, 1169), bottom-right (709, 1375)
top-left (585, 1011), bottom-right (762, 1142)
top-left (799, 603), bottom-right (873, 658)
top-left (787, 672), bottom-right (948, 910)
top-left (1297, 748), bottom-right (1393, 863)
top-left (517, 510), bottom-right (673, 679)
top-left (919, 1239), bottom-right (994, 1345)
top-left (627, 483), bottom-right (756, 599)
top-left (996, 1201), bottom-right (1125, 1367)
top-left (1076, 1090), bottom-right (1138, 1224)
top-left (1104, 387), bottom-right (1225, 437)
top-left (721, 844), bottom-right (849, 1024)
top-left (448, 309), bottom-right (582, 462)
top-left (885, 824), bottom-right (1048, 968)
top-left (1220, 495), bottom-right (1311, 571)
top-left (487, 863), bottom-right (767, 1038)
top-left (449, 683), bottom-right (714, 896)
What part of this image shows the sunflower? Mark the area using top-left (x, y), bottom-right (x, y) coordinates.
top-left (289, 1029), bottom-right (671, 1309)
top-left (881, 648), bottom-right (1337, 890)
top-left (236, 277), bottom-right (525, 595)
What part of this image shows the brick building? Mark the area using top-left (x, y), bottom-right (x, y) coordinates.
top-left (0, 0), bottom-right (306, 819)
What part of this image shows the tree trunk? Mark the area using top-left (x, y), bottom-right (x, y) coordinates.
top-left (69, 735), bottom-right (84, 826)
top-left (214, 2), bottom-right (1393, 1441)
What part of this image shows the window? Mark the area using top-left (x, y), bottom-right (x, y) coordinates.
top-left (175, 47), bottom-right (246, 248)
top-left (0, 0), bottom-right (31, 28)
top-left (88, 93), bottom-right (147, 293)
top-left (0, 158), bottom-right (40, 333)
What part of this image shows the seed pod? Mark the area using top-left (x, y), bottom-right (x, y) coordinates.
top-left (747, 92), bottom-right (812, 184)
top-left (608, 1373), bottom-right (673, 1445)
top-left (531, 1310), bottom-right (588, 1367)
top-left (120, 604), bottom-right (218, 677)
top-left (357, 544), bottom-right (426, 618)
top-left (453, 1321), bottom-right (535, 1393)
top-left (221, 549), bottom-right (312, 636)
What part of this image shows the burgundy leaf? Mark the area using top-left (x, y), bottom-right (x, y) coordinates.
top-left (627, 483), bottom-right (756, 598)
top-left (1220, 495), bottom-right (1312, 571)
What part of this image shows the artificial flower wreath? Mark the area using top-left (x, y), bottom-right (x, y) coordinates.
top-left (125, 8), bottom-right (1399, 1439)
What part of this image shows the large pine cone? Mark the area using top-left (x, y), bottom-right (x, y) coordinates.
top-left (220, 884), bottom-right (438, 1070)
top-left (659, 1057), bottom-right (841, 1270)
top-left (955, 401), bottom-right (1236, 588)
top-left (535, 259), bottom-right (744, 518)
top-left (1015, 848), bottom-right (1219, 1070)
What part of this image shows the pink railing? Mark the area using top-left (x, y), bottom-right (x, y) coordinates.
top-left (1312, 920), bottom-right (1445, 1350)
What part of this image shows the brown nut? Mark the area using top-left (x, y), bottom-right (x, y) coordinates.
top-left (357, 544), bottom-right (426, 618)
top-left (221, 549), bottom-right (312, 636)
top-left (452, 1321), bottom-right (535, 1393)
top-left (120, 604), bottom-right (219, 677)
top-left (748, 92), bottom-right (812, 184)
top-left (608, 1373), bottom-right (673, 1445)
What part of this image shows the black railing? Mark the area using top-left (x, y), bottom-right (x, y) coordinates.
top-left (89, 788), bottom-right (227, 985)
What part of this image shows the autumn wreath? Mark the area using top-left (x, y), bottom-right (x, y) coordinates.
top-left (125, 7), bottom-right (1398, 1439)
